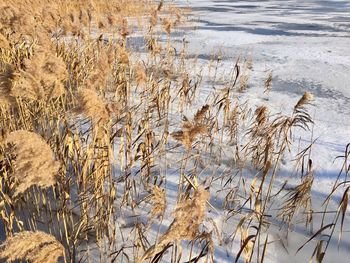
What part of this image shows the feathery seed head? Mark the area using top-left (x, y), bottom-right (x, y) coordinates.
top-left (0, 231), bottom-right (64, 263)
top-left (12, 46), bottom-right (68, 101)
top-left (76, 88), bottom-right (110, 125)
top-left (4, 130), bottom-right (60, 197)
top-left (294, 92), bottom-right (314, 111)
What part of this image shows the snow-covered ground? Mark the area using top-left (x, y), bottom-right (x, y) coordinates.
top-left (165, 0), bottom-right (350, 262)
top-left (178, 0), bottom-right (350, 176)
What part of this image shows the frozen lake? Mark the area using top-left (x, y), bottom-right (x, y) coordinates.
top-left (178, 0), bottom-right (350, 177)
top-left (168, 2), bottom-right (350, 261)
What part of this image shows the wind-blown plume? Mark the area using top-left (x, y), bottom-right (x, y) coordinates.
top-left (4, 130), bottom-right (60, 196)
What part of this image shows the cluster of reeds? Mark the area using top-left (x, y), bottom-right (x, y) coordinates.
top-left (0, 0), bottom-right (348, 263)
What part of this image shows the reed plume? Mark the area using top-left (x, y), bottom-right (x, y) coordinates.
top-left (0, 63), bottom-right (16, 106)
top-left (4, 130), bottom-right (60, 197)
top-left (162, 18), bottom-right (173, 35)
top-left (0, 3), bottom-right (39, 44)
top-left (264, 71), bottom-right (273, 93)
top-left (139, 186), bottom-right (209, 261)
top-left (119, 18), bottom-right (130, 38)
top-left (194, 104), bottom-right (209, 123)
top-left (134, 63), bottom-right (147, 85)
top-left (12, 46), bottom-right (68, 101)
top-left (172, 105), bottom-right (209, 150)
top-left (294, 92), bottom-right (314, 112)
top-left (150, 185), bottom-right (166, 219)
top-left (172, 124), bottom-right (207, 150)
top-left (76, 88), bottom-right (110, 124)
top-left (252, 106), bottom-right (269, 136)
top-left (116, 44), bottom-right (129, 65)
top-left (87, 47), bottom-right (114, 91)
top-left (279, 173), bottom-right (314, 225)
top-left (0, 231), bottom-right (64, 263)
top-left (0, 32), bottom-right (10, 49)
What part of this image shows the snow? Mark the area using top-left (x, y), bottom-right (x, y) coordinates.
top-left (162, 0), bottom-right (350, 262)
top-left (175, 0), bottom-right (350, 175)
top-left (57, 1), bottom-right (350, 261)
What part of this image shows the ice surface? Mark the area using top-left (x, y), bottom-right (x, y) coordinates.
top-left (177, 0), bottom-right (350, 178)
top-left (168, 1), bottom-right (350, 262)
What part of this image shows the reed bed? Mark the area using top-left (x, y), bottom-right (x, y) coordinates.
top-left (0, 0), bottom-right (348, 262)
